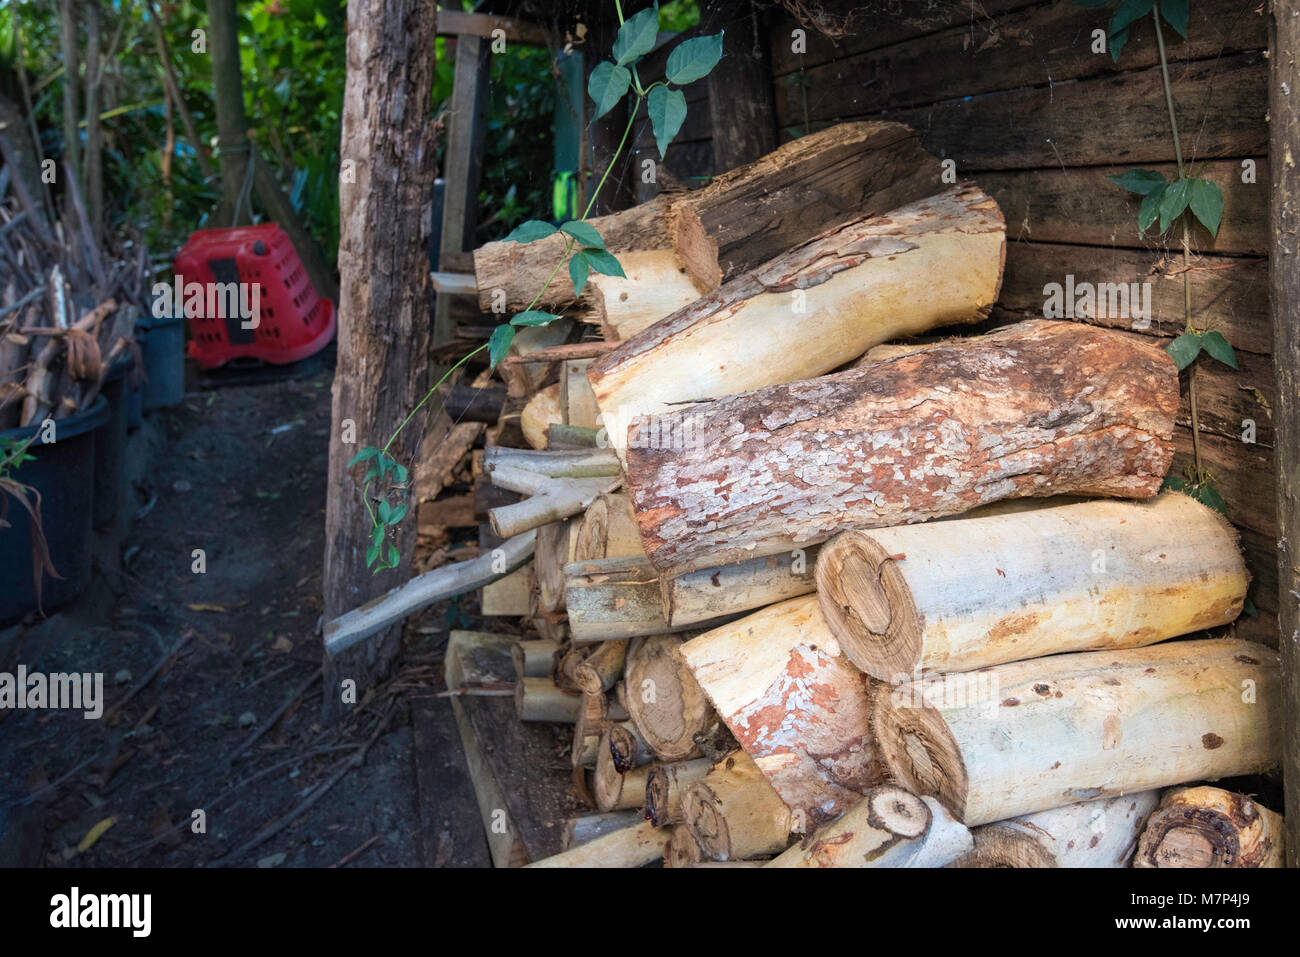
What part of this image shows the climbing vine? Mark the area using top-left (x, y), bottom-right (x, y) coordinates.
top-left (350, 2), bottom-right (722, 572)
top-left (1082, 0), bottom-right (1237, 514)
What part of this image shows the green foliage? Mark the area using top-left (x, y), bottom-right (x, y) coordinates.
top-left (505, 220), bottom-right (559, 243)
top-left (588, 62), bottom-right (633, 119)
top-left (1109, 169), bottom-right (1223, 238)
top-left (1161, 472), bottom-right (1228, 515)
top-left (349, 445), bottom-right (411, 571)
top-left (648, 85), bottom-right (687, 159)
top-left (613, 5), bottom-right (661, 65)
top-left (665, 33), bottom-right (724, 84)
top-left (1075, 0), bottom-right (1187, 61)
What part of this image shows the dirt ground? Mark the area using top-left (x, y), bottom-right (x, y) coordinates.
top-left (0, 363), bottom-right (491, 868)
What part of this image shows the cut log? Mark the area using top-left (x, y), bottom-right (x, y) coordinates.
top-left (766, 787), bottom-right (972, 868)
top-left (323, 530), bottom-right (535, 656)
top-left (526, 818), bottom-right (664, 868)
top-left (484, 445), bottom-right (621, 479)
top-left (680, 750), bottom-right (793, 861)
top-left (622, 320), bottom-right (1179, 578)
top-left (664, 824), bottom-right (704, 868)
top-left (873, 639), bottom-right (1282, 826)
top-left (573, 638), bottom-right (630, 695)
top-left (564, 556), bottom-right (674, 641)
top-left (551, 640), bottom-right (589, 693)
top-left (480, 563), bottom-right (533, 616)
top-left (589, 184), bottom-right (1005, 459)
top-left (560, 357), bottom-right (600, 430)
top-left (535, 518), bottom-right (579, 614)
top-left (815, 493), bottom-right (1249, 681)
top-left (512, 639), bottom-right (561, 680)
top-left (664, 547), bottom-right (818, 628)
top-left (1134, 786), bottom-right (1284, 868)
top-left (519, 383), bottom-right (561, 450)
top-left (594, 722), bottom-right (655, 813)
top-left (950, 792), bottom-right (1160, 868)
top-left (572, 691), bottom-right (611, 767)
top-left (680, 595), bottom-right (882, 831)
top-left (574, 492), bottom-right (645, 562)
top-left (487, 467), bottom-right (618, 539)
top-left (474, 122), bottom-right (940, 315)
top-left (515, 677), bottom-right (584, 723)
top-left (645, 758), bottom-right (712, 827)
top-left (547, 423), bottom-right (600, 449)
top-left (588, 250), bottom-right (701, 340)
top-left (444, 381), bottom-right (506, 423)
top-left (561, 810), bottom-right (643, 851)
top-left (623, 635), bottom-right (713, 762)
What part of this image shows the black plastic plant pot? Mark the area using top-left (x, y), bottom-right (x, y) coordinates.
top-left (0, 395), bottom-right (110, 625)
top-left (93, 354), bottom-right (132, 529)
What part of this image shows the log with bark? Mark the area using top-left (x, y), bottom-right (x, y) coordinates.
top-left (526, 818), bottom-right (665, 868)
top-left (534, 518), bottom-right (579, 614)
top-left (815, 493), bottom-right (1248, 680)
top-left (950, 792), bottom-right (1160, 868)
top-left (573, 638), bottom-right (630, 695)
top-left (873, 639), bottom-right (1281, 826)
top-left (515, 677), bottom-right (584, 723)
top-left (680, 595), bottom-right (882, 831)
top-left (680, 750), bottom-right (794, 861)
top-left (588, 184), bottom-right (1005, 459)
top-left (622, 635), bottom-right (714, 762)
top-left (594, 721), bottom-right (655, 813)
top-left (561, 810), bottom-right (643, 851)
top-left (574, 492), bottom-right (645, 561)
top-left (621, 320), bottom-right (1179, 579)
top-left (645, 758), bottom-right (712, 827)
top-left (520, 383), bottom-right (561, 450)
top-left (473, 121), bottom-right (941, 318)
top-left (664, 823), bottom-right (705, 868)
top-left (766, 786), bottom-right (972, 868)
top-left (512, 639), bottom-right (560, 680)
top-left (1133, 786), bottom-right (1284, 868)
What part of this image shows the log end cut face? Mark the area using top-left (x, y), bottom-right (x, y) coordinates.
top-left (871, 680), bottom-right (971, 824)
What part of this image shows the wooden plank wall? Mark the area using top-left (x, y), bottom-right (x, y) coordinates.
top-left (766, 0), bottom-right (1276, 643)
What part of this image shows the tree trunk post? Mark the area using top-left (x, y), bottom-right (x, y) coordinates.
top-left (322, 0), bottom-right (439, 718)
top-left (1267, 0), bottom-right (1300, 867)
top-left (59, 0), bottom-right (81, 188)
top-left (207, 0), bottom-right (251, 226)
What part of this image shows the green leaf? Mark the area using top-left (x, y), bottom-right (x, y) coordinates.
top-left (1158, 177), bottom-right (1191, 234)
top-left (511, 310), bottom-right (563, 327)
top-left (612, 4), bottom-right (660, 66)
top-left (1167, 331), bottom-right (1203, 371)
top-left (588, 62), bottom-right (632, 120)
top-left (581, 248), bottom-right (627, 279)
top-left (378, 500), bottom-right (392, 524)
top-left (1109, 0), bottom-right (1154, 36)
top-left (504, 220), bottom-right (558, 243)
top-left (1160, 0), bottom-right (1188, 37)
top-left (347, 447), bottom-right (379, 468)
top-left (392, 463), bottom-right (409, 485)
top-left (489, 324), bottom-right (516, 370)
top-left (363, 461), bottom-right (381, 483)
top-left (1108, 168), bottom-right (1167, 196)
top-left (665, 33), bottom-right (724, 85)
top-left (1109, 25), bottom-right (1130, 62)
top-left (1194, 483), bottom-right (1227, 515)
top-left (1201, 330), bottom-right (1238, 369)
top-left (1161, 474), bottom-right (1186, 492)
top-left (386, 542), bottom-right (400, 567)
top-left (366, 542), bottom-right (380, 567)
top-left (647, 85), bottom-right (687, 158)
top-left (1243, 596), bottom-right (1258, 617)
top-left (371, 523), bottom-right (385, 548)
top-left (1137, 186), bottom-right (1164, 235)
top-left (569, 251), bottom-right (591, 296)
top-left (1188, 178), bottom-right (1224, 237)
top-left (388, 503), bottom-right (409, 526)
top-left (560, 220), bottom-right (605, 248)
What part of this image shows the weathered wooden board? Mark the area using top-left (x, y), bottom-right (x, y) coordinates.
top-left (994, 244), bottom-right (1269, 355)
top-left (773, 0), bottom-right (1265, 121)
top-left (981, 159), bottom-right (1268, 256)
top-left (768, 0), bottom-right (1043, 78)
top-left (779, 53), bottom-right (1267, 170)
top-left (445, 631), bottom-right (586, 866)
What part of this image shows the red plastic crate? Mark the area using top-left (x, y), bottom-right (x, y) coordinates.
top-left (174, 223), bottom-right (335, 369)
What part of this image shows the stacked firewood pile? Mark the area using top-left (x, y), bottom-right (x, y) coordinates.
top-left (426, 122), bottom-right (1284, 867)
top-left (0, 174), bottom-right (145, 431)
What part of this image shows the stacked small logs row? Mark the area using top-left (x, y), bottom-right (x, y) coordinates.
top-left (455, 122), bottom-right (1283, 867)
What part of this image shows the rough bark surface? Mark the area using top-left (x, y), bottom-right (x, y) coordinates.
top-left (625, 320), bottom-right (1178, 578)
top-left (322, 0), bottom-right (438, 711)
top-left (591, 184), bottom-right (1005, 458)
top-left (681, 595), bottom-right (882, 831)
